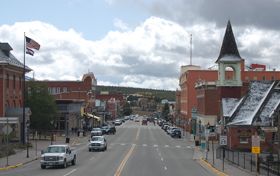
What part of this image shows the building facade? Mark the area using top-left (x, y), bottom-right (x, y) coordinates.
top-left (0, 42), bottom-right (31, 143)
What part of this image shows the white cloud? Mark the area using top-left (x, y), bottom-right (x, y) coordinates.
top-left (1, 17), bottom-right (280, 90)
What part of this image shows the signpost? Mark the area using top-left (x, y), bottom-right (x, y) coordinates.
top-left (219, 135), bottom-right (227, 171)
top-left (252, 134), bottom-right (260, 174)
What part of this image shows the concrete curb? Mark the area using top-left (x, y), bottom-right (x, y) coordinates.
top-left (0, 157), bottom-right (39, 171)
top-left (199, 159), bottom-right (228, 176)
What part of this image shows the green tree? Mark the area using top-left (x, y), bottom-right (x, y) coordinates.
top-left (122, 102), bottom-right (132, 116)
top-left (26, 81), bottom-right (57, 132)
top-left (161, 103), bottom-right (170, 120)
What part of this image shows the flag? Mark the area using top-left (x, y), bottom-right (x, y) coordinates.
top-left (26, 47), bottom-right (34, 56)
top-left (25, 36), bottom-right (40, 50)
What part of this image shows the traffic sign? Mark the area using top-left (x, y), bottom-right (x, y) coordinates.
top-left (252, 135), bottom-right (260, 147)
top-left (252, 147), bottom-right (260, 154)
top-left (219, 135), bottom-right (227, 146)
top-left (2, 124), bottom-right (13, 135)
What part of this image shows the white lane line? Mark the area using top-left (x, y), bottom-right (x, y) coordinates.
top-left (153, 144), bottom-right (158, 147)
top-left (176, 145), bottom-right (181, 148)
top-left (121, 143), bottom-right (126, 146)
top-left (63, 169), bottom-right (77, 176)
top-left (164, 145), bottom-right (169, 148)
top-left (187, 146), bottom-right (191, 149)
top-left (142, 144), bottom-right (147, 147)
top-left (90, 156), bottom-right (95, 160)
top-left (161, 157), bottom-right (164, 161)
top-left (164, 166), bottom-right (167, 170)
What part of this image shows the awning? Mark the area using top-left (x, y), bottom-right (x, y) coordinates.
top-left (84, 113), bottom-right (101, 121)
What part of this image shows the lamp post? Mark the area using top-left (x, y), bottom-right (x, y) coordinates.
top-left (26, 120), bottom-right (30, 158)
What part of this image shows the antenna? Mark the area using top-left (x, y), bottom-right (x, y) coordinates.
top-left (190, 34), bottom-right (192, 65)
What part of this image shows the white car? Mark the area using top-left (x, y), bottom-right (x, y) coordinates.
top-left (88, 136), bottom-right (107, 151)
top-left (40, 144), bottom-right (76, 169)
top-left (91, 128), bottom-right (103, 137)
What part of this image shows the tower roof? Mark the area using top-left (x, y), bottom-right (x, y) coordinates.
top-left (216, 20), bottom-right (242, 63)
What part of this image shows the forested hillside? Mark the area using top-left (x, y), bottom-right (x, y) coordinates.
top-left (96, 85), bottom-right (176, 101)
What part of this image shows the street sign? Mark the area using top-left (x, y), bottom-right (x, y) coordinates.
top-left (2, 124), bottom-right (13, 135)
top-left (252, 135), bottom-right (260, 147)
top-left (252, 146), bottom-right (260, 154)
top-left (219, 135), bottom-right (227, 146)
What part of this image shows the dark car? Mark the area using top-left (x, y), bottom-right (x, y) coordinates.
top-left (101, 125), bottom-right (116, 135)
top-left (142, 119), bottom-right (147, 125)
top-left (107, 126), bottom-right (116, 134)
top-left (170, 129), bottom-right (182, 138)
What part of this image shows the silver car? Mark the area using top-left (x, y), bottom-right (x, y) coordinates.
top-left (88, 136), bottom-right (107, 151)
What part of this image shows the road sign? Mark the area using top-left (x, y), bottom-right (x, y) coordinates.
top-left (219, 135), bottom-right (227, 146)
top-left (252, 146), bottom-right (260, 154)
top-left (2, 124), bottom-right (13, 135)
top-left (252, 135), bottom-right (260, 147)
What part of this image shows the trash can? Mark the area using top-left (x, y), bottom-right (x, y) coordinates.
top-left (65, 137), bottom-right (70, 143)
top-left (195, 140), bottom-right (200, 146)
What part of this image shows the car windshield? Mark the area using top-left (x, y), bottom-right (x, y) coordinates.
top-left (92, 128), bottom-right (101, 131)
top-left (46, 146), bottom-right (65, 153)
top-left (91, 137), bottom-right (103, 141)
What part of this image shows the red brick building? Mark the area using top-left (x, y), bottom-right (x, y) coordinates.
top-left (0, 42), bottom-right (31, 143)
top-left (36, 72), bottom-right (97, 132)
top-left (95, 92), bottom-right (125, 120)
top-left (179, 21), bottom-right (280, 133)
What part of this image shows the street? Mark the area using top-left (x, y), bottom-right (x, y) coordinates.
top-left (0, 120), bottom-right (215, 176)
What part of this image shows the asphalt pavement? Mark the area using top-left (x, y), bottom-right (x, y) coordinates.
top-left (0, 121), bottom-right (256, 176)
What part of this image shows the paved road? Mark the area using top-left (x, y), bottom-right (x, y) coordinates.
top-left (0, 120), bottom-right (215, 176)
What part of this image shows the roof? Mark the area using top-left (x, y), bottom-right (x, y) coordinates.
top-left (0, 42), bottom-right (31, 71)
top-left (216, 20), bottom-right (242, 63)
top-left (226, 81), bottom-right (280, 126)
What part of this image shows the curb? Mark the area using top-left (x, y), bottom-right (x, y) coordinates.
top-left (0, 163), bottom-right (23, 171)
top-left (199, 159), bottom-right (228, 176)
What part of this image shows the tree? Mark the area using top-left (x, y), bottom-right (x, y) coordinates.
top-left (122, 102), bottom-right (132, 116)
top-left (26, 81), bottom-right (57, 132)
top-left (161, 103), bottom-right (170, 120)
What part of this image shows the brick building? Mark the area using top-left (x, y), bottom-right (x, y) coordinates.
top-left (0, 42), bottom-right (31, 143)
top-left (178, 21), bottom-right (280, 133)
top-left (36, 72), bottom-right (97, 133)
top-left (95, 91), bottom-right (125, 121)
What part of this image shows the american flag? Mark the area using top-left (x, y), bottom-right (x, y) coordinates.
top-left (25, 36), bottom-right (40, 50)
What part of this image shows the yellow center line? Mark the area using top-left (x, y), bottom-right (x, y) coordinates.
top-left (114, 127), bottom-right (140, 176)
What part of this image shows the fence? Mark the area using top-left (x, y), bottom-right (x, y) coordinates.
top-left (216, 147), bottom-right (280, 176)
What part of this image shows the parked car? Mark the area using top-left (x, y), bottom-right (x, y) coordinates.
top-left (114, 119), bottom-right (122, 126)
top-left (91, 128), bottom-right (103, 137)
top-left (88, 136), bottom-right (107, 151)
top-left (40, 144), bottom-right (76, 169)
top-left (170, 129), bottom-right (182, 138)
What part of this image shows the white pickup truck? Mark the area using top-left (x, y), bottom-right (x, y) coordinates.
top-left (40, 144), bottom-right (76, 169)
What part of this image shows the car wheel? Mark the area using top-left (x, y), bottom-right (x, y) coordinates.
top-left (63, 160), bottom-right (67, 168)
top-left (72, 156), bottom-right (76, 165)
top-left (89, 149), bottom-right (91, 152)
top-left (41, 165), bottom-right (46, 169)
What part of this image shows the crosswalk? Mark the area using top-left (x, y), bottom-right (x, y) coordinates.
top-left (109, 142), bottom-right (194, 149)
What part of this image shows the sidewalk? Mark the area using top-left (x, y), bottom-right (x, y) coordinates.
top-left (191, 138), bottom-right (255, 176)
top-left (0, 134), bottom-right (88, 170)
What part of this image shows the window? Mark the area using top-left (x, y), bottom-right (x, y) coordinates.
top-left (19, 77), bottom-right (22, 89)
top-left (56, 87), bottom-right (60, 94)
top-left (63, 87), bottom-right (67, 93)
top-left (13, 75), bottom-right (16, 89)
top-left (239, 137), bottom-right (249, 144)
top-left (6, 74), bottom-right (9, 88)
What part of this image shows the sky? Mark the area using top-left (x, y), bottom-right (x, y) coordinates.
top-left (1, 0), bottom-right (280, 90)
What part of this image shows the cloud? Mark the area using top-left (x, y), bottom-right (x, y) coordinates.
top-left (1, 16), bottom-right (280, 90)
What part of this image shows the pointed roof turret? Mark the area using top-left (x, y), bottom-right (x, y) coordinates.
top-left (216, 20), bottom-right (241, 63)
